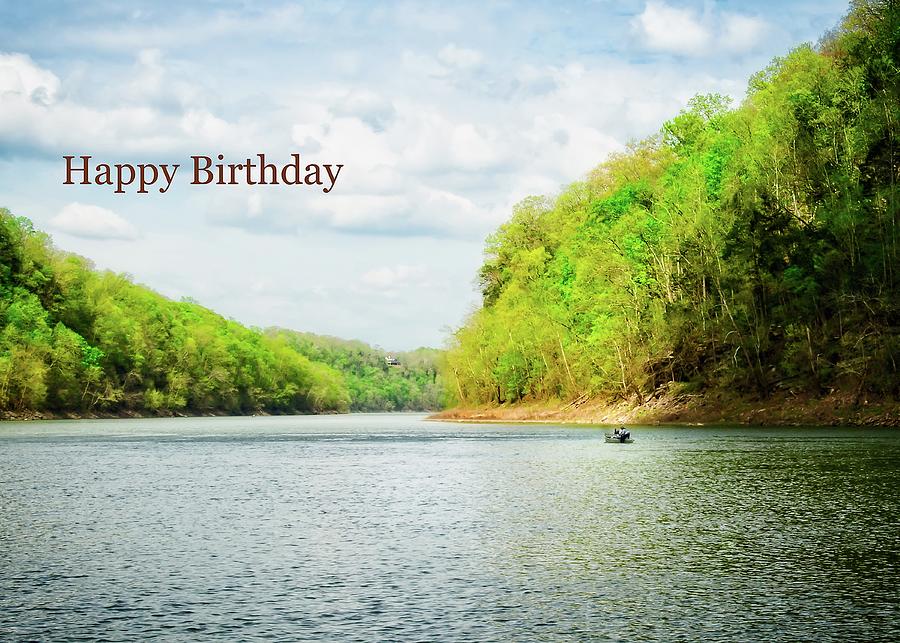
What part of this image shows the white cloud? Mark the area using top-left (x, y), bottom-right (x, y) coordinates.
top-left (328, 90), bottom-right (396, 131)
top-left (632, 2), bottom-right (767, 56)
top-left (437, 44), bottom-right (483, 70)
top-left (0, 53), bottom-right (60, 105)
top-left (180, 109), bottom-right (232, 142)
top-left (634, 2), bottom-right (711, 55)
top-left (401, 45), bottom-right (486, 82)
top-left (720, 14), bottom-right (768, 53)
top-left (127, 49), bottom-right (165, 100)
top-left (205, 189), bottom-right (287, 231)
top-left (50, 203), bottom-right (140, 240)
top-left (361, 264), bottom-right (426, 290)
top-left (400, 50), bottom-right (453, 79)
top-left (0, 51), bottom-right (262, 159)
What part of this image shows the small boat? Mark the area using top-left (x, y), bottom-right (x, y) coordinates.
top-left (605, 428), bottom-right (633, 443)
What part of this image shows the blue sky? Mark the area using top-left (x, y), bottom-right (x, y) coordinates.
top-left (0, 0), bottom-right (848, 349)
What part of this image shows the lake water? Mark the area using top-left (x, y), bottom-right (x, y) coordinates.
top-left (1, 414), bottom-right (898, 641)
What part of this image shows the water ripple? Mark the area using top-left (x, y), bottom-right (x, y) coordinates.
top-left (1, 416), bottom-right (898, 641)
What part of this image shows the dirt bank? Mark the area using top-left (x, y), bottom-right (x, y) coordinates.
top-left (430, 389), bottom-right (900, 427)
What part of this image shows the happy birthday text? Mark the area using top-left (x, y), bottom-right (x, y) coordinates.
top-left (63, 154), bottom-right (344, 194)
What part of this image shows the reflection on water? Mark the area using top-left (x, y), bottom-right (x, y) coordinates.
top-left (1, 414), bottom-right (898, 641)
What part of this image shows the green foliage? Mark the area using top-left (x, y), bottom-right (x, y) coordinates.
top-left (267, 330), bottom-right (444, 411)
top-left (0, 208), bottom-right (396, 415)
top-left (445, 3), bottom-right (900, 406)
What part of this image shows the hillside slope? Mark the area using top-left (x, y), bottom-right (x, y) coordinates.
top-left (0, 210), bottom-right (439, 418)
top-left (442, 1), bottom-right (899, 421)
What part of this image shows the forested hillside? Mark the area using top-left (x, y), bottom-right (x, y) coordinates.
top-left (267, 330), bottom-right (443, 411)
top-left (0, 210), bottom-right (440, 417)
top-left (0, 209), bottom-right (353, 416)
top-left (444, 1), bottom-right (899, 412)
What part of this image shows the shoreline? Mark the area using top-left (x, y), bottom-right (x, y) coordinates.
top-left (0, 409), bottom-right (437, 422)
top-left (0, 409), bottom-right (283, 422)
top-left (429, 389), bottom-right (900, 427)
top-left (3, 393), bottom-right (897, 427)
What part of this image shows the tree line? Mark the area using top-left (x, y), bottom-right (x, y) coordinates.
top-left (267, 330), bottom-right (443, 411)
top-left (443, 1), bottom-right (899, 408)
top-left (0, 210), bottom-right (442, 416)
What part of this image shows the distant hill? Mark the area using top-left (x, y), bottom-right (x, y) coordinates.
top-left (266, 329), bottom-right (445, 411)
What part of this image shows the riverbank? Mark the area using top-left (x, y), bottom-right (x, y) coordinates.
top-left (0, 408), bottom-right (439, 421)
top-left (0, 408), bottom-right (259, 421)
top-left (431, 388), bottom-right (900, 427)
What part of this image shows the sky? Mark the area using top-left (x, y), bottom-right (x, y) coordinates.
top-left (0, 0), bottom-right (849, 350)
